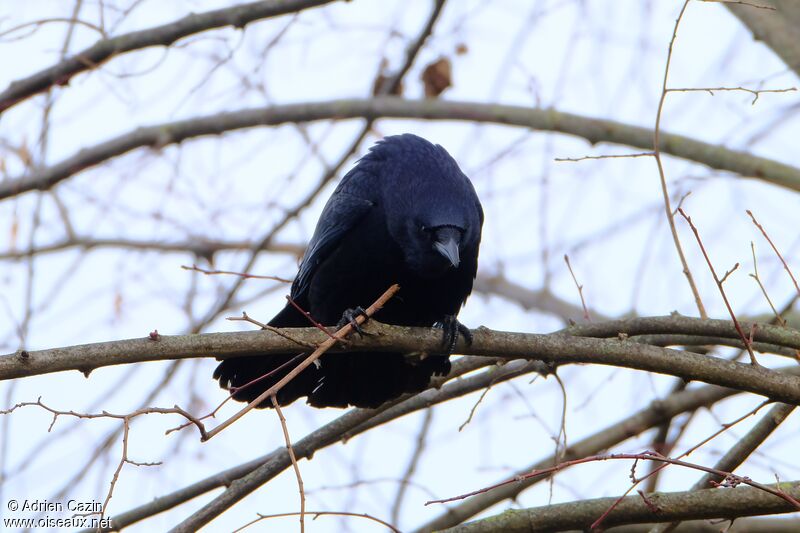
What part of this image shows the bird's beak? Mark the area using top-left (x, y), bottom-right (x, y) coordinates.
top-left (434, 238), bottom-right (460, 268)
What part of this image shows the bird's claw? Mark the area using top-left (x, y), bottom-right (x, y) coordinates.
top-left (434, 315), bottom-right (472, 354)
top-left (337, 306), bottom-right (370, 337)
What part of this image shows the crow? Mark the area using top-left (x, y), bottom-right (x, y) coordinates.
top-left (213, 133), bottom-right (483, 408)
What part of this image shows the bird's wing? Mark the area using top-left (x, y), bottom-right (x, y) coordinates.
top-left (292, 191), bottom-right (374, 299)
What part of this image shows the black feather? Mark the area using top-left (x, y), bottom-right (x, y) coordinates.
top-left (213, 134), bottom-right (483, 408)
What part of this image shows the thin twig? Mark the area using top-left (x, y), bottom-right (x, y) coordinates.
top-left (285, 295), bottom-right (341, 342)
top-left (0, 397), bottom-right (206, 521)
top-left (227, 312), bottom-right (316, 348)
top-left (232, 510), bottom-right (400, 533)
top-left (391, 408), bottom-right (434, 525)
top-left (747, 209), bottom-right (800, 299)
top-left (458, 387), bottom-right (492, 432)
top-left (699, 0), bottom-right (776, 10)
top-left (202, 284), bottom-right (400, 440)
top-left (667, 86), bottom-right (796, 105)
top-left (750, 242), bottom-right (785, 326)
top-left (554, 151), bottom-right (655, 162)
top-left (653, 0), bottom-right (708, 319)
top-left (181, 264), bottom-right (292, 283)
top-left (564, 254), bottom-right (590, 322)
top-left (651, 401), bottom-right (797, 533)
top-left (271, 396), bottom-right (304, 533)
top-left (590, 399), bottom-right (770, 530)
top-left (426, 449), bottom-right (800, 513)
top-left (678, 208), bottom-right (760, 366)
top-left (0, 0), bottom-right (338, 113)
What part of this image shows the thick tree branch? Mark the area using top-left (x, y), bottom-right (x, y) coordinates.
top-left (653, 401), bottom-right (796, 533)
top-left (0, 0), bottom-right (341, 114)
top-left (608, 518), bottom-right (800, 533)
top-left (412, 370), bottom-right (800, 532)
top-left (167, 358), bottom-right (527, 532)
top-left (440, 481), bottom-right (800, 532)
top-left (4, 98), bottom-right (800, 200)
top-left (727, 0), bottom-right (800, 78)
top-left (560, 314), bottom-right (800, 343)
top-left (81, 356), bottom-right (502, 532)
top-left (5, 318), bottom-right (800, 406)
top-left (87, 360), bottom-right (800, 532)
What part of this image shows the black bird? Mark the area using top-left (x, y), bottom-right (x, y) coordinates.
top-left (213, 134), bottom-right (483, 408)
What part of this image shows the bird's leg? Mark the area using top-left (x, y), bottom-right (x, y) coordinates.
top-left (336, 306), bottom-right (370, 337)
top-left (434, 315), bottom-right (473, 354)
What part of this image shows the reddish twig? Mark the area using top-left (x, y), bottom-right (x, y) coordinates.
top-left (747, 209), bottom-right (800, 300)
top-left (678, 208), bottom-right (760, 366)
top-left (202, 284), bottom-right (400, 440)
top-left (425, 451), bottom-right (800, 514)
top-left (589, 399), bottom-right (769, 529)
top-left (749, 242), bottom-right (785, 326)
top-left (564, 254), bottom-right (590, 322)
top-left (285, 295), bottom-right (341, 342)
top-left (227, 311), bottom-right (316, 348)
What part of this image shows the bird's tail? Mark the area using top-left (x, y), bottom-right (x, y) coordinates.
top-left (306, 353), bottom-right (450, 408)
top-left (213, 304), bottom-right (452, 408)
top-left (213, 303), bottom-right (319, 408)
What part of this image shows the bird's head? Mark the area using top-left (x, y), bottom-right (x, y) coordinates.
top-left (362, 135), bottom-right (481, 279)
top-left (400, 221), bottom-right (466, 278)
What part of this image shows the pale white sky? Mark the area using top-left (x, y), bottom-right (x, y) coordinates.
top-left (1, 1), bottom-right (799, 531)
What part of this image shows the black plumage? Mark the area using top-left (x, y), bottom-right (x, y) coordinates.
top-left (213, 133), bottom-right (483, 408)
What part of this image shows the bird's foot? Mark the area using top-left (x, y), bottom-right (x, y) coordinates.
top-left (434, 315), bottom-right (472, 354)
top-left (336, 306), bottom-right (370, 337)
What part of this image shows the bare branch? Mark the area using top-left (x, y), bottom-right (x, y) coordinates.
top-left (748, 209), bottom-right (800, 300)
top-left (678, 208), bottom-right (759, 365)
top-left (667, 85), bottom-right (796, 105)
top-left (4, 98), bottom-right (800, 200)
top-left (750, 242), bottom-right (785, 326)
top-left (653, 0), bottom-right (707, 319)
top-left (413, 369), bottom-right (800, 532)
top-left (5, 318), bottom-right (800, 407)
top-left (653, 401), bottom-right (797, 533)
top-left (726, 0), bottom-right (800, 77)
top-left (564, 254), bottom-right (590, 322)
top-left (181, 264), bottom-right (292, 283)
top-left (436, 480), bottom-right (800, 533)
top-left (202, 284), bottom-right (399, 440)
top-left (0, 0), bottom-right (341, 113)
